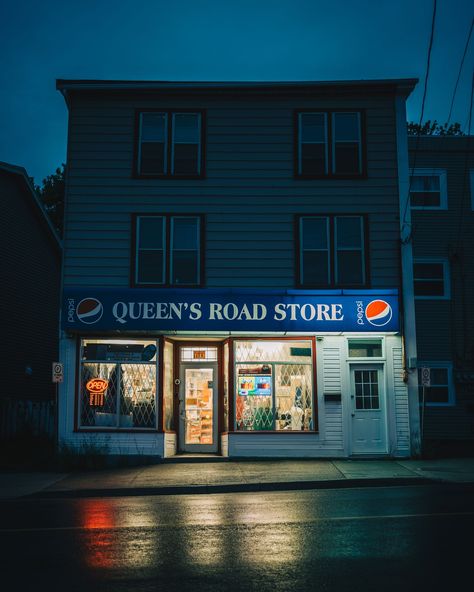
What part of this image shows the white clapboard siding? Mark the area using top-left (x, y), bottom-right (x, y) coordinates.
top-left (392, 347), bottom-right (410, 454)
top-left (322, 345), bottom-right (344, 449)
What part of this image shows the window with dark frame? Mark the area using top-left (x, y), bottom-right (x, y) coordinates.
top-left (134, 215), bottom-right (202, 287)
top-left (297, 111), bottom-right (363, 177)
top-left (137, 111), bottom-right (203, 177)
top-left (413, 260), bottom-right (449, 298)
top-left (298, 215), bottom-right (367, 287)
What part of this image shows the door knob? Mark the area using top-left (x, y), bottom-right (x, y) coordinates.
top-left (351, 413), bottom-right (355, 417)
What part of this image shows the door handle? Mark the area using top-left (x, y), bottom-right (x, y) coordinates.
top-left (351, 413), bottom-right (355, 417)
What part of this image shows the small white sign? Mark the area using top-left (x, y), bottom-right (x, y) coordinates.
top-left (420, 367), bottom-right (431, 387)
top-left (52, 362), bottom-right (64, 383)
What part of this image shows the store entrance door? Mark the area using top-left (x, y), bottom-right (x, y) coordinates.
top-left (178, 362), bottom-right (218, 453)
top-left (350, 365), bottom-right (388, 454)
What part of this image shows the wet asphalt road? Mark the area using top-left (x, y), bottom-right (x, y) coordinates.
top-left (0, 484), bottom-right (473, 592)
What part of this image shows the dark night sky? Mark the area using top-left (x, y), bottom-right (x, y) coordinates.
top-left (1, 0), bottom-right (473, 184)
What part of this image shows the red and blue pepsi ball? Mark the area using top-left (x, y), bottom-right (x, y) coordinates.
top-left (76, 298), bottom-right (104, 324)
top-left (365, 300), bottom-right (392, 327)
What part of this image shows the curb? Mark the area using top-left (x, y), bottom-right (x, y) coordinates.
top-left (24, 476), bottom-right (435, 500)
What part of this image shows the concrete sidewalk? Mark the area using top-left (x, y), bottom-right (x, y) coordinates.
top-left (1, 457), bottom-right (474, 500)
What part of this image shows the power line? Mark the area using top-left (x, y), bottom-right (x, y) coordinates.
top-left (446, 18), bottom-right (474, 127)
top-left (401, 0), bottom-right (438, 239)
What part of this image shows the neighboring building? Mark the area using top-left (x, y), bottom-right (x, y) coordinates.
top-left (56, 79), bottom-right (420, 459)
top-left (408, 136), bottom-right (474, 455)
top-left (0, 162), bottom-right (62, 438)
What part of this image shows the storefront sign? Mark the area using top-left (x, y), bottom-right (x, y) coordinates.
top-left (63, 288), bottom-right (399, 333)
top-left (86, 378), bottom-right (108, 407)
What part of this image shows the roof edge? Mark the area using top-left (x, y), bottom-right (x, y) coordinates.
top-left (0, 161), bottom-right (62, 252)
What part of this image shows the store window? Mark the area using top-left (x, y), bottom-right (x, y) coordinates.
top-left (418, 364), bottom-right (455, 405)
top-left (234, 340), bottom-right (314, 432)
top-left (413, 259), bottom-right (450, 299)
top-left (298, 215), bottom-right (367, 287)
top-left (133, 214), bottom-right (202, 287)
top-left (79, 339), bottom-right (158, 429)
top-left (410, 169), bottom-right (447, 209)
top-left (136, 111), bottom-right (204, 177)
top-left (296, 111), bottom-right (363, 177)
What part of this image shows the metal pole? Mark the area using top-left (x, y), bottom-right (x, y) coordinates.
top-left (421, 385), bottom-right (426, 456)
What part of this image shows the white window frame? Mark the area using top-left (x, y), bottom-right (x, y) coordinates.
top-left (169, 216), bottom-right (201, 286)
top-left (298, 112), bottom-right (329, 175)
top-left (299, 216), bottom-right (331, 285)
top-left (410, 168), bottom-right (448, 210)
top-left (331, 112), bottom-right (362, 175)
top-left (138, 112), bottom-right (168, 176)
top-left (413, 258), bottom-right (450, 300)
top-left (418, 362), bottom-right (455, 407)
top-left (171, 112), bottom-right (202, 175)
top-left (135, 215), bottom-right (166, 285)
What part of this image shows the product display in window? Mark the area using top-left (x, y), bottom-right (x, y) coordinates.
top-left (184, 368), bottom-right (214, 445)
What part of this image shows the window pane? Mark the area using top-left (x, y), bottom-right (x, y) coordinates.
top-left (172, 250), bottom-right (198, 284)
top-left (140, 142), bottom-right (165, 175)
top-left (348, 340), bottom-right (382, 357)
top-left (301, 143), bottom-right (326, 175)
top-left (414, 280), bottom-right (445, 296)
top-left (430, 368), bottom-right (448, 385)
top-left (173, 113), bottom-right (200, 143)
top-left (302, 251), bottom-right (329, 285)
top-left (334, 143), bottom-right (360, 174)
top-left (419, 386), bottom-right (449, 404)
top-left (302, 218), bottom-right (328, 250)
top-left (173, 144), bottom-right (199, 174)
top-left (139, 217), bottom-right (164, 249)
top-left (336, 217), bottom-right (362, 248)
top-left (410, 191), bottom-right (441, 207)
top-left (334, 113), bottom-right (360, 141)
top-left (275, 364), bottom-right (313, 431)
top-left (138, 251), bottom-right (164, 283)
top-left (236, 364), bottom-right (274, 431)
top-left (337, 251), bottom-right (363, 284)
top-left (172, 217), bottom-right (199, 250)
top-left (414, 263), bottom-right (444, 280)
top-left (120, 364), bottom-right (156, 428)
top-left (141, 113), bottom-right (166, 141)
top-left (411, 175), bottom-right (440, 191)
top-left (300, 113), bottom-right (326, 142)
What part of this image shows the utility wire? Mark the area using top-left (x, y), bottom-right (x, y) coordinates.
top-left (446, 18), bottom-right (474, 126)
top-left (401, 0), bottom-right (438, 240)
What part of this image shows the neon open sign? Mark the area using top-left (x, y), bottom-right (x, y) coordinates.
top-left (86, 378), bottom-right (108, 406)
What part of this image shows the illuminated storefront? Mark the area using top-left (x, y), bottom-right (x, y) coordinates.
top-left (59, 288), bottom-right (411, 458)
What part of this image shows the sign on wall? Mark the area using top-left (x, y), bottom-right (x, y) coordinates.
top-left (62, 288), bottom-right (399, 333)
top-left (52, 362), bottom-right (64, 383)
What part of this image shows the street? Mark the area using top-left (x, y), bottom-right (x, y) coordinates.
top-left (0, 484), bottom-right (472, 591)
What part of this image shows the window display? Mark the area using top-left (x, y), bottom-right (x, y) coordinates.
top-left (234, 341), bottom-right (314, 432)
top-left (80, 339), bottom-right (158, 429)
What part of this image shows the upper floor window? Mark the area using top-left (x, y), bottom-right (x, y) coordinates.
top-left (133, 215), bottom-right (203, 287)
top-left (296, 111), bottom-right (364, 178)
top-left (136, 111), bottom-right (204, 178)
top-left (409, 169), bottom-right (447, 209)
top-left (297, 215), bottom-right (367, 287)
top-left (413, 259), bottom-right (450, 299)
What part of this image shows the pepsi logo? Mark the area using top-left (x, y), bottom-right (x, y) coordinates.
top-left (365, 300), bottom-right (392, 327)
top-left (76, 298), bottom-right (103, 324)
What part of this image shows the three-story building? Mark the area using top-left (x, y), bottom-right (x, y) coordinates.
top-left (57, 79), bottom-right (420, 459)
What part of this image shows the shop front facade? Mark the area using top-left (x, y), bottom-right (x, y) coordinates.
top-left (59, 288), bottom-right (410, 458)
top-left (56, 78), bottom-right (420, 458)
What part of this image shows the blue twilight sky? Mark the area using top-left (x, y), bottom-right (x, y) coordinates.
top-left (1, 0), bottom-right (473, 184)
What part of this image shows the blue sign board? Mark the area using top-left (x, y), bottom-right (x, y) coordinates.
top-left (62, 288), bottom-right (399, 333)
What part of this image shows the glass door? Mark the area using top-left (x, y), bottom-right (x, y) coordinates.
top-left (179, 363), bottom-right (218, 453)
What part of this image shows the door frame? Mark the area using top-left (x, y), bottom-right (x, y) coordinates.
top-left (173, 341), bottom-right (224, 454)
top-left (348, 363), bottom-right (388, 455)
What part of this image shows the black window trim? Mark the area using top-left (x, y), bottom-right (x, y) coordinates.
top-left (133, 108), bottom-right (206, 179)
top-left (295, 213), bottom-right (370, 288)
top-left (294, 108), bottom-right (367, 179)
top-left (131, 213), bottom-right (205, 288)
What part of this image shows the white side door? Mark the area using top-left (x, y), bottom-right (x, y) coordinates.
top-left (350, 365), bottom-right (388, 454)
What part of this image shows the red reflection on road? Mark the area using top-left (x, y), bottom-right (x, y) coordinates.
top-left (80, 500), bottom-right (115, 569)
